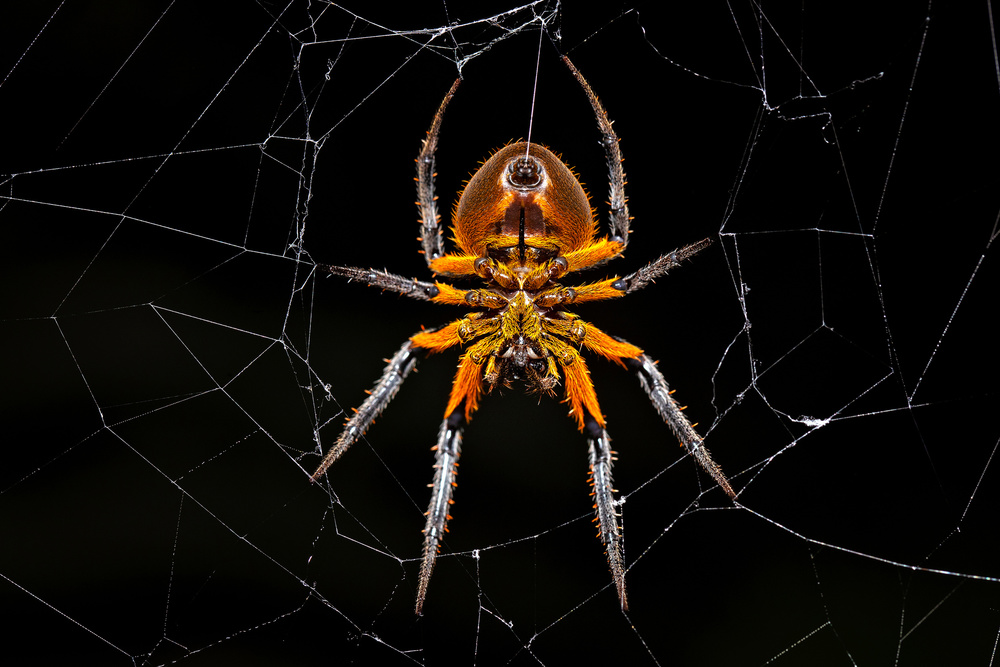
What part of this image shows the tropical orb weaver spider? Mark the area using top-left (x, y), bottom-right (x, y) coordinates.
top-left (312, 56), bottom-right (735, 614)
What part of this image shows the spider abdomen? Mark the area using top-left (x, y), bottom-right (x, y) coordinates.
top-left (452, 143), bottom-right (597, 258)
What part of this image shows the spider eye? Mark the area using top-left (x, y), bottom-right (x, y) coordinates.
top-left (508, 156), bottom-right (543, 188)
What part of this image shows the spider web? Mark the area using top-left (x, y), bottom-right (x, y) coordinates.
top-left (2, 1), bottom-right (998, 665)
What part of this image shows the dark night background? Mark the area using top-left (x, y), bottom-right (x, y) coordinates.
top-left (2, 1), bottom-right (998, 665)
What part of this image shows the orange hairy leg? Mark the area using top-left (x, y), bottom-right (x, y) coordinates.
top-left (578, 322), bottom-right (644, 366)
top-left (563, 237), bottom-right (625, 272)
top-left (428, 254), bottom-right (478, 276)
top-left (444, 351), bottom-right (486, 422)
top-left (410, 321), bottom-right (463, 351)
top-left (560, 352), bottom-right (606, 430)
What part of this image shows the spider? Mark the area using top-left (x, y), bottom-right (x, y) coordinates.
top-left (312, 56), bottom-right (735, 614)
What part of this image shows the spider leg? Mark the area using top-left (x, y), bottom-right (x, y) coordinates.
top-left (614, 238), bottom-right (712, 295)
top-left (628, 354), bottom-right (736, 498)
top-left (310, 340), bottom-right (420, 480)
top-left (415, 408), bottom-right (465, 615)
top-left (585, 413), bottom-right (628, 611)
top-left (563, 56), bottom-right (630, 247)
top-left (553, 343), bottom-right (627, 608)
top-left (417, 78), bottom-right (462, 266)
top-left (321, 264), bottom-right (440, 301)
top-left (323, 264), bottom-right (504, 311)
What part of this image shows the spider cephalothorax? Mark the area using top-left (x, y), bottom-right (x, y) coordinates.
top-left (312, 56), bottom-right (735, 614)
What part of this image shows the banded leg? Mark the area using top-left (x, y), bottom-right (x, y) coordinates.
top-left (416, 409), bottom-right (465, 614)
top-left (629, 355), bottom-right (735, 498)
top-left (585, 415), bottom-right (628, 610)
top-left (311, 340), bottom-right (420, 480)
top-left (416, 78), bottom-right (462, 264)
top-left (563, 56), bottom-right (631, 246)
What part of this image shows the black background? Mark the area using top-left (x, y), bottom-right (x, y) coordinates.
top-left (2, 1), bottom-right (998, 665)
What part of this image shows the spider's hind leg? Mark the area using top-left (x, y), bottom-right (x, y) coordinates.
top-left (628, 354), bottom-right (736, 498)
top-left (416, 408), bottom-right (465, 615)
top-left (584, 413), bottom-right (629, 611)
top-left (311, 340), bottom-right (420, 480)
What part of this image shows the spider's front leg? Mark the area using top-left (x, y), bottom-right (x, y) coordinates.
top-left (416, 408), bottom-right (464, 615)
top-left (416, 78), bottom-right (461, 265)
top-left (563, 56), bottom-right (630, 246)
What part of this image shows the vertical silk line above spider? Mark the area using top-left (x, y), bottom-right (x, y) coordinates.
top-left (312, 55), bottom-right (735, 615)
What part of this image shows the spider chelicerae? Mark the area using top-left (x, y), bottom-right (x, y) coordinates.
top-left (312, 56), bottom-right (735, 614)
